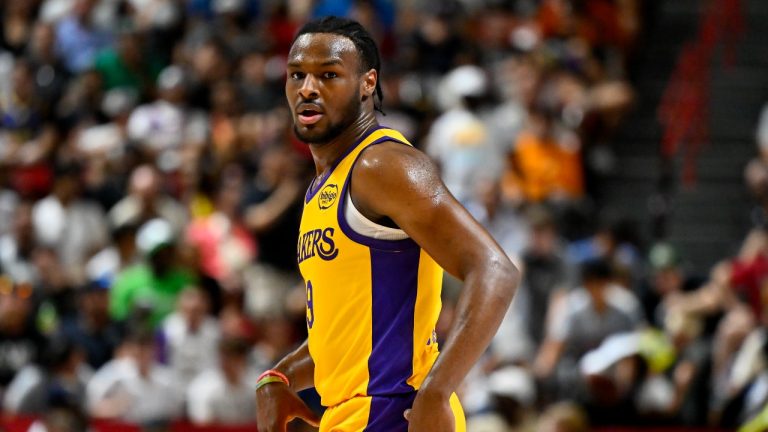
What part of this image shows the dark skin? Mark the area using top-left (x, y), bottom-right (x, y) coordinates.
top-left (256, 32), bottom-right (519, 432)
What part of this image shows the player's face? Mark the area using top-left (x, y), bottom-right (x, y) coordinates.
top-left (286, 33), bottom-right (365, 144)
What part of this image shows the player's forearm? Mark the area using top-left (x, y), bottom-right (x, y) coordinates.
top-left (273, 340), bottom-right (315, 391)
top-left (420, 256), bottom-right (519, 396)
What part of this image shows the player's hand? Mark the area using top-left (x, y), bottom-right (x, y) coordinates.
top-left (404, 389), bottom-right (454, 432)
top-left (256, 382), bottom-right (320, 432)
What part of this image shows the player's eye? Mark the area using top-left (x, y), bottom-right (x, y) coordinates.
top-left (322, 72), bottom-right (337, 79)
top-left (290, 71), bottom-right (305, 80)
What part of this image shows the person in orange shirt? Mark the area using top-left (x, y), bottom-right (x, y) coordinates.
top-left (504, 105), bottom-right (584, 203)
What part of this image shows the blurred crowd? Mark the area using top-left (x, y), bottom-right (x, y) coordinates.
top-left (2, 0), bottom-right (767, 431)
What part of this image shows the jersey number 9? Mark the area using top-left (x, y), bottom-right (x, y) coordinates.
top-left (306, 280), bottom-right (314, 329)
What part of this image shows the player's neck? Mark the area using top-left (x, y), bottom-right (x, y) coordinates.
top-left (310, 113), bottom-right (378, 175)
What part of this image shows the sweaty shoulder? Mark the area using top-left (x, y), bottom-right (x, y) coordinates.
top-left (350, 140), bottom-right (449, 222)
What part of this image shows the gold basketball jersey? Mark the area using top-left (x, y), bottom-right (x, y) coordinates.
top-left (297, 127), bottom-right (443, 408)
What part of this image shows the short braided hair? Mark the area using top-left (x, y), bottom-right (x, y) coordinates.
top-left (294, 16), bottom-right (385, 114)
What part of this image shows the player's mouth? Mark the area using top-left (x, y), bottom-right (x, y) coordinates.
top-left (297, 104), bottom-right (324, 125)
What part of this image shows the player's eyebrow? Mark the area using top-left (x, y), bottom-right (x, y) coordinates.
top-left (287, 58), bottom-right (344, 68)
top-left (320, 59), bottom-right (343, 66)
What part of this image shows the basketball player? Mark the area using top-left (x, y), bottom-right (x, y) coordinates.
top-left (255, 17), bottom-right (519, 432)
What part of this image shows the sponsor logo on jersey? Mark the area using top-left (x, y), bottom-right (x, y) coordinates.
top-left (297, 227), bottom-right (339, 263)
top-left (318, 184), bottom-right (338, 210)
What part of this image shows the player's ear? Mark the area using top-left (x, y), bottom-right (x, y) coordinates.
top-left (361, 69), bottom-right (377, 100)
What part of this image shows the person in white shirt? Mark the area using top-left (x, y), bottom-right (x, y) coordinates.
top-left (86, 328), bottom-right (183, 425)
top-left (32, 163), bottom-right (108, 284)
top-left (187, 337), bottom-right (258, 425)
top-left (159, 287), bottom-right (220, 384)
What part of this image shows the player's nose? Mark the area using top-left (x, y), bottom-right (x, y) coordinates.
top-left (298, 74), bottom-right (319, 100)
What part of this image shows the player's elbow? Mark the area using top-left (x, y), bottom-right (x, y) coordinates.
top-left (490, 254), bottom-right (519, 308)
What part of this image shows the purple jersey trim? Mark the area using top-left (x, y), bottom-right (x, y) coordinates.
top-left (366, 247), bottom-right (420, 396)
top-left (364, 393), bottom-right (416, 432)
top-left (304, 126), bottom-right (386, 204)
top-left (336, 132), bottom-right (418, 251)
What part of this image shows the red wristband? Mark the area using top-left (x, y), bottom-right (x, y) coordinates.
top-left (257, 369), bottom-right (290, 387)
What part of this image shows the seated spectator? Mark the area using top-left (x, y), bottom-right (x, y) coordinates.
top-left (242, 146), bottom-right (305, 319)
top-left (109, 218), bottom-right (195, 328)
top-left (59, 281), bottom-right (123, 370)
top-left (85, 222), bottom-right (139, 287)
top-left (0, 60), bottom-right (58, 196)
top-left (125, 65), bottom-right (208, 164)
top-left (3, 336), bottom-right (90, 415)
top-left (159, 288), bottom-right (219, 384)
top-left (520, 206), bottom-right (571, 349)
top-left (534, 259), bottom-right (641, 404)
top-left (94, 31), bottom-right (163, 98)
top-left (0, 1), bottom-right (35, 57)
top-left (504, 103), bottom-right (584, 204)
top-left (0, 276), bottom-right (44, 393)
top-left (186, 170), bottom-right (256, 288)
top-left (109, 165), bottom-right (188, 236)
top-left (54, 0), bottom-right (114, 74)
top-left (237, 51), bottom-right (283, 113)
top-left (426, 65), bottom-right (503, 205)
top-left (86, 327), bottom-right (183, 425)
top-left (186, 337), bottom-right (258, 425)
top-left (0, 200), bottom-right (38, 285)
top-left (31, 162), bottom-right (109, 285)
top-left (466, 180), bottom-right (530, 262)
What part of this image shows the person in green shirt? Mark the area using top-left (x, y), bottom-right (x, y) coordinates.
top-left (110, 218), bottom-right (195, 328)
top-left (94, 30), bottom-right (164, 98)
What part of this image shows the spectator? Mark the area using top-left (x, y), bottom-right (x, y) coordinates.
top-left (186, 170), bottom-right (256, 287)
top-left (85, 222), bottom-right (139, 287)
top-left (59, 281), bottom-right (123, 370)
top-left (520, 206), bottom-right (571, 348)
top-left (26, 22), bottom-right (70, 120)
top-left (94, 30), bottom-right (163, 98)
top-left (125, 66), bottom-right (208, 167)
top-left (54, 0), bottom-right (114, 73)
top-left (186, 337), bottom-right (258, 425)
top-left (159, 288), bottom-right (219, 384)
top-left (0, 276), bottom-right (44, 393)
top-left (0, 1), bottom-right (37, 57)
top-left (109, 165), bottom-right (188, 234)
top-left (31, 163), bottom-right (109, 285)
top-left (0, 201), bottom-right (38, 285)
top-left (504, 103), bottom-right (584, 204)
top-left (426, 65), bottom-right (503, 205)
top-left (237, 51), bottom-right (283, 113)
top-left (242, 146), bottom-right (305, 318)
top-left (86, 327), bottom-right (183, 424)
top-left (466, 180), bottom-right (530, 262)
top-left (535, 259), bottom-right (640, 404)
top-left (0, 60), bottom-right (58, 194)
top-left (3, 336), bottom-right (90, 416)
top-left (109, 218), bottom-right (195, 328)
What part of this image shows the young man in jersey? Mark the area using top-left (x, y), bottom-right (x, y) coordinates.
top-left (255, 17), bottom-right (519, 432)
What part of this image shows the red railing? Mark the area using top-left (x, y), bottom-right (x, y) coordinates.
top-left (657, 0), bottom-right (744, 185)
top-left (1, 416), bottom-right (258, 432)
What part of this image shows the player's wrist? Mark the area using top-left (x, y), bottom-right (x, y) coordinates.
top-left (416, 382), bottom-right (452, 401)
top-left (256, 369), bottom-right (291, 391)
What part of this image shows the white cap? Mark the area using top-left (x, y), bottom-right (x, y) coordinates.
top-left (486, 366), bottom-right (536, 406)
top-left (579, 332), bottom-right (641, 375)
top-left (136, 218), bottom-right (174, 255)
top-left (437, 65), bottom-right (487, 110)
top-left (157, 65), bottom-right (186, 90)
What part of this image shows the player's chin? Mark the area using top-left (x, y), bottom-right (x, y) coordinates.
top-left (293, 124), bottom-right (326, 144)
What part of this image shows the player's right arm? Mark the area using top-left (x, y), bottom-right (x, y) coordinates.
top-left (256, 340), bottom-right (320, 432)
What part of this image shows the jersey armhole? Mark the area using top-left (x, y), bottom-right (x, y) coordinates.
top-left (336, 136), bottom-right (419, 251)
